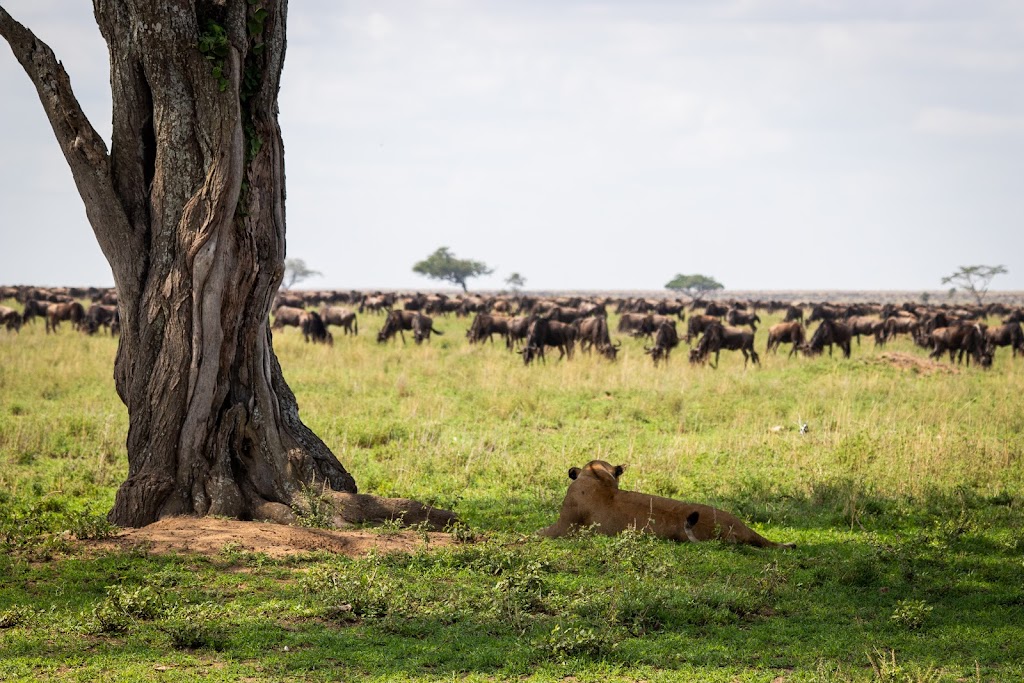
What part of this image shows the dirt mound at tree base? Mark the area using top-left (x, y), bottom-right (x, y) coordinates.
top-left (86, 517), bottom-right (453, 559)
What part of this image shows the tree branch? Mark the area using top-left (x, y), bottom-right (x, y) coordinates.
top-left (0, 6), bottom-right (141, 290)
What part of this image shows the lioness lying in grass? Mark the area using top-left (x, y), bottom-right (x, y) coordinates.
top-left (538, 460), bottom-right (794, 549)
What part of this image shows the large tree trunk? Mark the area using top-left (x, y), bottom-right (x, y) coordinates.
top-left (1, 1), bottom-right (357, 527)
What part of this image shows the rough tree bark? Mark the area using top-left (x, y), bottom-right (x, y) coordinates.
top-left (0, 1), bottom-right (360, 527)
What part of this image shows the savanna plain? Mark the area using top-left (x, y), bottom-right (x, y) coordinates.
top-left (1, 298), bottom-right (1022, 682)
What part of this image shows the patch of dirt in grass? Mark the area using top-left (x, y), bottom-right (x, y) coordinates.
top-left (85, 517), bottom-right (452, 559)
top-left (870, 352), bottom-right (960, 375)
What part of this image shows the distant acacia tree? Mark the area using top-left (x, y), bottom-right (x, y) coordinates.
top-left (665, 273), bottom-right (724, 296)
top-left (505, 272), bottom-right (526, 293)
top-left (413, 247), bottom-right (493, 292)
top-left (941, 265), bottom-right (1007, 306)
top-left (282, 258), bottom-right (321, 290)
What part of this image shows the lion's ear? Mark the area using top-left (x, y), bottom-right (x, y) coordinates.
top-left (614, 464), bottom-right (626, 478)
top-left (568, 467), bottom-right (581, 480)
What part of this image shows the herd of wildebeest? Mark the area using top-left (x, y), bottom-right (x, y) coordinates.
top-left (4, 284), bottom-right (1023, 370)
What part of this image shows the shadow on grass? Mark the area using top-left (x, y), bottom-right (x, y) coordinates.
top-left (4, 545), bottom-right (1021, 679)
top-left (1, 487), bottom-right (1022, 680)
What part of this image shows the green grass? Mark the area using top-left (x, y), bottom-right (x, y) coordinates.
top-left (1, 301), bottom-right (1023, 681)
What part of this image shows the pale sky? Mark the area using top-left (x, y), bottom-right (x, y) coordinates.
top-left (2, 0), bottom-right (1022, 292)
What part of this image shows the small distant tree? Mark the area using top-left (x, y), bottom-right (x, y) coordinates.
top-left (941, 265), bottom-right (1007, 306)
top-left (413, 247), bottom-right (493, 292)
top-left (282, 258), bottom-right (322, 290)
top-left (665, 273), bottom-right (724, 296)
top-left (505, 272), bottom-right (526, 293)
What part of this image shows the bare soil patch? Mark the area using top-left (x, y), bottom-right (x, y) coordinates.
top-left (868, 352), bottom-right (959, 375)
top-left (85, 517), bottom-right (453, 559)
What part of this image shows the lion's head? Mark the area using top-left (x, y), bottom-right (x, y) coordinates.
top-left (568, 460), bottom-right (624, 486)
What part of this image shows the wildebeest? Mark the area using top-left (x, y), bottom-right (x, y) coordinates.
top-left (519, 317), bottom-right (577, 365)
top-left (726, 309), bottom-right (761, 332)
top-left (21, 299), bottom-right (49, 326)
top-left (689, 321), bottom-right (759, 368)
top-left (881, 314), bottom-right (918, 345)
top-left (377, 310), bottom-right (443, 344)
top-left (702, 301), bottom-right (729, 317)
top-left (846, 316), bottom-right (884, 346)
top-left (360, 294), bottom-right (394, 314)
top-left (300, 311), bottom-right (333, 345)
top-left (574, 316), bottom-right (621, 360)
top-left (412, 313), bottom-right (443, 345)
top-left (913, 312), bottom-right (952, 347)
top-left (783, 305), bottom-right (804, 324)
top-left (804, 319), bottom-right (852, 358)
top-left (272, 305), bottom-right (307, 331)
top-left (617, 312), bottom-right (653, 338)
top-left (765, 321), bottom-right (805, 358)
top-left (644, 320), bottom-right (680, 366)
top-left (0, 305), bottom-right (22, 332)
top-left (986, 323), bottom-right (1024, 358)
top-left (83, 303), bottom-right (119, 336)
top-left (930, 323), bottom-right (991, 367)
top-left (273, 292), bottom-right (305, 310)
top-left (505, 316), bottom-right (531, 351)
top-left (654, 299), bottom-right (687, 320)
top-left (807, 303), bottom-right (843, 323)
top-left (45, 301), bottom-right (86, 333)
top-left (467, 313), bottom-right (512, 345)
top-left (685, 314), bottom-right (719, 345)
top-left (319, 306), bottom-right (358, 336)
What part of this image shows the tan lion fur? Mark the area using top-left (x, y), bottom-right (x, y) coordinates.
top-left (538, 460), bottom-right (794, 549)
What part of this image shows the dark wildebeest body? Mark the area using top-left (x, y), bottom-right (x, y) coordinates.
top-left (467, 313), bottom-right (512, 345)
top-left (914, 312), bottom-right (952, 347)
top-left (272, 305), bottom-right (307, 331)
top-left (412, 313), bottom-right (443, 344)
top-left (847, 316), bottom-right (884, 346)
top-left (654, 299), bottom-right (687, 320)
top-left (617, 312), bottom-right (653, 337)
top-left (690, 321), bottom-right (759, 368)
top-left (703, 302), bottom-right (729, 317)
top-left (83, 304), bottom-right (119, 336)
top-left (21, 299), bottom-right (50, 326)
top-left (765, 321), bottom-right (805, 358)
top-left (575, 316), bottom-right (621, 360)
top-left (360, 294), bottom-right (393, 314)
top-left (519, 317), bottom-right (577, 365)
top-left (686, 314), bottom-right (719, 345)
top-left (505, 316), bottom-right (531, 350)
top-left (930, 323), bottom-right (991, 367)
top-left (45, 301), bottom-right (86, 333)
top-left (881, 315), bottom-right (918, 345)
top-left (320, 306), bottom-right (358, 335)
top-left (807, 303), bottom-right (843, 323)
top-left (301, 311), bottom-right (333, 345)
top-left (644, 320), bottom-right (680, 366)
top-left (274, 293), bottom-right (305, 310)
top-left (0, 305), bottom-right (22, 332)
top-left (726, 309), bottom-right (761, 332)
top-left (783, 305), bottom-right (804, 324)
top-left (377, 310), bottom-right (443, 344)
top-left (804, 319), bottom-right (852, 358)
top-left (986, 323), bottom-right (1024, 358)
